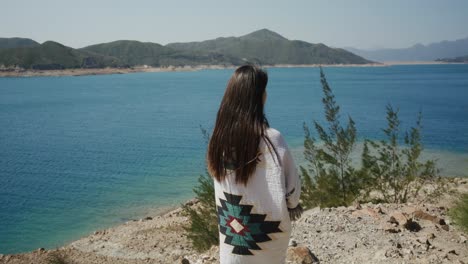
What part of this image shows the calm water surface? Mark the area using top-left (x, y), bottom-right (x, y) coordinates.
top-left (1, 65), bottom-right (467, 253)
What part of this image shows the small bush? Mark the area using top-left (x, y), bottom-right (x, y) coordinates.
top-left (46, 251), bottom-right (74, 264)
top-left (449, 192), bottom-right (468, 233)
top-left (182, 173), bottom-right (218, 251)
top-left (300, 67), bottom-right (439, 208)
top-left (182, 127), bottom-right (219, 252)
top-left (361, 105), bottom-right (438, 203)
top-left (300, 67), bottom-right (363, 208)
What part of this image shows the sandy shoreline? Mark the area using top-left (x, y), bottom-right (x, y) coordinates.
top-left (0, 66), bottom-right (203, 78)
top-left (1, 61), bottom-right (463, 78)
top-left (1, 178), bottom-right (467, 264)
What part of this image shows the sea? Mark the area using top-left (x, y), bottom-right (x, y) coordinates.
top-left (1, 64), bottom-right (467, 254)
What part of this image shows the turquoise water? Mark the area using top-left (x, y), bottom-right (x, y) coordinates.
top-left (1, 65), bottom-right (467, 254)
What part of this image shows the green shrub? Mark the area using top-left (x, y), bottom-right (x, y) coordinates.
top-left (449, 192), bottom-right (468, 233)
top-left (46, 251), bottom-right (74, 264)
top-left (300, 67), bottom-right (362, 208)
top-left (361, 105), bottom-right (438, 203)
top-left (182, 173), bottom-right (218, 251)
top-left (300, 67), bottom-right (439, 208)
top-left (182, 127), bottom-right (219, 252)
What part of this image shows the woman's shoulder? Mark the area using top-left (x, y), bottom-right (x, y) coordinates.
top-left (264, 127), bottom-right (286, 146)
top-left (265, 127), bottom-right (281, 137)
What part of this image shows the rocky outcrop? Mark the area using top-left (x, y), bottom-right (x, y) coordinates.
top-left (287, 246), bottom-right (320, 263)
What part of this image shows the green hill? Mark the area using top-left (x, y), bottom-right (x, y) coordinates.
top-left (80, 40), bottom-right (244, 67)
top-left (0, 41), bottom-right (121, 69)
top-left (166, 29), bottom-right (371, 64)
top-left (0, 37), bottom-right (39, 49)
top-left (0, 29), bottom-right (372, 70)
top-left (81, 40), bottom-right (173, 66)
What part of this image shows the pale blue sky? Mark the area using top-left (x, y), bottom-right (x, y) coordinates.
top-left (2, 0), bottom-right (468, 49)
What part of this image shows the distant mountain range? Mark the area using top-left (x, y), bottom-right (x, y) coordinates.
top-left (165, 29), bottom-right (369, 65)
top-left (345, 37), bottom-right (468, 62)
top-left (0, 29), bottom-right (371, 70)
top-left (0, 41), bottom-right (121, 70)
top-left (436, 55), bottom-right (468, 63)
top-left (81, 40), bottom-right (244, 67)
top-left (0, 37), bottom-right (39, 49)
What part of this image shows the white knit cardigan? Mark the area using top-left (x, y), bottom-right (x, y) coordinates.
top-left (213, 127), bottom-right (301, 264)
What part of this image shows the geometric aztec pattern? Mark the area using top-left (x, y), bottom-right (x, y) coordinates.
top-left (217, 192), bottom-right (282, 255)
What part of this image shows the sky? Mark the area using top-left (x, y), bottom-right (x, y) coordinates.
top-left (2, 0), bottom-right (468, 50)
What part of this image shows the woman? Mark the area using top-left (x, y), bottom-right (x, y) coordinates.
top-left (207, 65), bottom-right (302, 264)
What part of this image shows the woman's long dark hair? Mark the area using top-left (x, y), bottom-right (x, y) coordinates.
top-left (207, 65), bottom-right (279, 185)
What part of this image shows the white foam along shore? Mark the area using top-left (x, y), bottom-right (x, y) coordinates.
top-left (1, 61), bottom-right (464, 78)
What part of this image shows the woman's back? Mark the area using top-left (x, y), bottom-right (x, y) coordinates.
top-left (207, 65), bottom-right (301, 263)
top-left (213, 127), bottom-right (301, 264)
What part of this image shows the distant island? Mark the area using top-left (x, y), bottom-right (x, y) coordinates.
top-left (0, 29), bottom-right (375, 77)
top-left (436, 55), bottom-right (468, 63)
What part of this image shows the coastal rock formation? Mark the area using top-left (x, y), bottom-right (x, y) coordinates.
top-left (1, 178), bottom-right (467, 264)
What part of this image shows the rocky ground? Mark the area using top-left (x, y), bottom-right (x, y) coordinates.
top-left (1, 178), bottom-right (467, 264)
